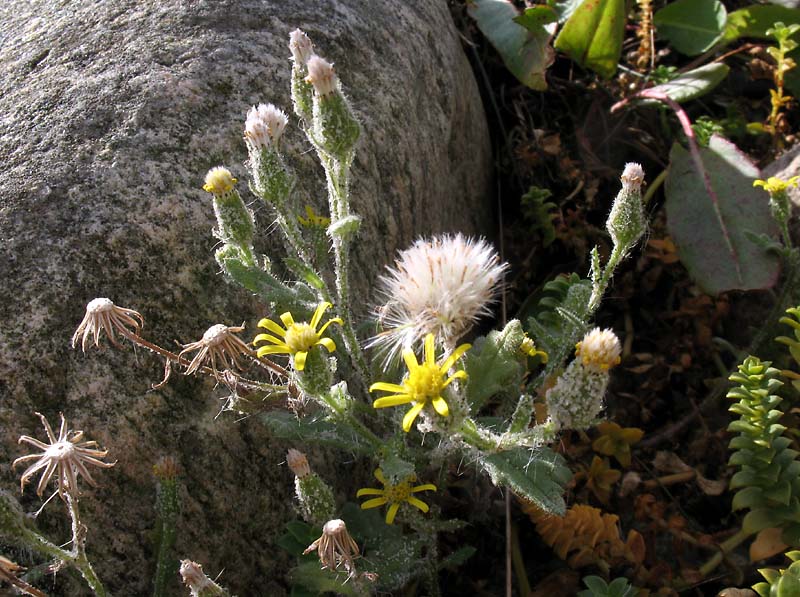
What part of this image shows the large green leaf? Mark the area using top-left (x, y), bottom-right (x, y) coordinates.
top-left (554, 0), bottom-right (625, 79)
top-left (480, 446), bottom-right (572, 514)
top-left (468, 0), bottom-right (555, 90)
top-left (641, 63), bottom-right (729, 104)
top-left (653, 0), bottom-right (727, 56)
top-left (664, 135), bottom-right (780, 294)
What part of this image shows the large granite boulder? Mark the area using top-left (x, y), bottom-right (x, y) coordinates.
top-left (0, 0), bottom-right (491, 594)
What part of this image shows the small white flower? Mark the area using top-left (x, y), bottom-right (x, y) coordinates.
top-left (305, 55), bottom-right (336, 97)
top-left (369, 234), bottom-right (506, 362)
top-left (620, 162), bottom-right (645, 190)
top-left (289, 28), bottom-right (314, 65)
top-left (245, 103), bottom-right (288, 149)
top-left (575, 328), bottom-right (622, 372)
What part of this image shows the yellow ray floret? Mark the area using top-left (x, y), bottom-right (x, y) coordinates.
top-left (369, 333), bottom-right (470, 432)
top-left (253, 302), bottom-right (342, 371)
top-left (356, 468), bottom-right (437, 524)
top-left (753, 175), bottom-right (800, 195)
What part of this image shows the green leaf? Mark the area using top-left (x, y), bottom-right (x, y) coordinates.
top-left (515, 6), bottom-right (558, 30)
top-left (582, 575), bottom-right (609, 594)
top-left (259, 411), bottom-right (372, 454)
top-left (653, 0), bottom-right (727, 56)
top-left (464, 320), bottom-right (525, 410)
top-left (641, 63), bottom-right (729, 104)
top-left (554, 0), bottom-right (625, 78)
top-left (776, 561), bottom-right (800, 596)
top-left (664, 135), bottom-right (780, 294)
top-left (722, 5), bottom-right (800, 44)
top-left (438, 546), bottom-right (477, 570)
top-left (283, 257), bottom-right (325, 290)
top-left (468, 0), bottom-right (555, 90)
top-left (480, 446), bottom-right (571, 514)
top-left (379, 453), bottom-right (415, 483)
top-left (288, 560), bottom-right (359, 596)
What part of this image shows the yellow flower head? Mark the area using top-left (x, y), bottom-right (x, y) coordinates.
top-left (520, 334), bottom-right (548, 363)
top-left (753, 176), bottom-right (800, 195)
top-left (369, 333), bottom-right (470, 432)
top-left (356, 468), bottom-right (436, 524)
top-left (203, 166), bottom-right (237, 195)
top-left (297, 205), bottom-right (331, 228)
top-left (253, 302), bottom-right (342, 371)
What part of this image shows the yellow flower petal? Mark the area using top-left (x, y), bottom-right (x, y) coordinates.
top-left (374, 469), bottom-right (386, 484)
top-left (442, 370), bottom-right (467, 388)
top-left (316, 337), bottom-right (336, 352)
top-left (424, 333), bottom-right (436, 365)
top-left (317, 317), bottom-right (343, 336)
top-left (431, 396), bottom-right (449, 417)
top-left (402, 401), bottom-right (426, 432)
top-left (360, 497), bottom-right (388, 510)
top-left (406, 496), bottom-right (429, 513)
top-left (356, 488), bottom-right (384, 497)
top-left (294, 351), bottom-right (308, 371)
top-left (257, 318), bottom-right (287, 337)
top-left (411, 483), bottom-right (437, 493)
top-left (373, 395), bottom-right (414, 408)
top-left (253, 333), bottom-right (285, 346)
top-left (256, 346), bottom-right (291, 358)
top-left (310, 302), bottom-right (331, 329)
top-left (386, 502), bottom-right (401, 524)
top-left (369, 382), bottom-right (407, 394)
top-left (279, 312), bottom-right (295, 328)
top-left (440, 343), bottom-right (471, 372)
top-left (402, 348), bottom-right (419, 372)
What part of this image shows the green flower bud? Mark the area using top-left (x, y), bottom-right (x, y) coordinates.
top-left (306, 56), bottom-right (360, 160)
top-left (606, 163), bottom-right (646, 255)
top-left (206, 181), bottom-right (255, 251)
top-left (289, 29), bottom-right (315, 123)
top-left (248, 145), bottom-right (294, 207)
top-left (287, 449), bottom-right (336, 527)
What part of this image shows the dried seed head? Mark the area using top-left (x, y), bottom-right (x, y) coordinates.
top-left (13, 412), bottom-right (116, 497)
top-left (305, 55), bottom-right (336, 97)
top-left (71, 298), bottom-right (144, 352)
top-left (289, 28), bottom-right (314, 65)
top-left (286, 448), bottom-right (311, 478)
top-left (179, 560), bottom-right (226, 597)
top-left (303, 518), bottom-right (360, 574)
top-left (177, 323), bottom-right (252, 378)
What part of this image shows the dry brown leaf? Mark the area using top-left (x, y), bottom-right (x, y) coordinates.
top-left (749, 527), bottom-right (788, 562)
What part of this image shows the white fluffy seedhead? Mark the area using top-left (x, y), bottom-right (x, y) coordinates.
top-left (369, 234), bottom-right (507, 362)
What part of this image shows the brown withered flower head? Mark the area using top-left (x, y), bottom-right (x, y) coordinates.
top-left (304, 519), bottom-right (360, 574)
top-left (0, 555), bottom-right (46, 597)
top-left (12, 412), bottom-right (116, 497)
top-left (177, 323), bottom-right (253, 378)
top-left (71, 297), bottom-right (144, 351)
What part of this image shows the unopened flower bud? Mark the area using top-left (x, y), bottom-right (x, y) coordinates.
top-left (289, 28), bottom-right (314, 66)
top-left (327, 214), bottom-right (361, 240)
top-left (179, 560), bottom-right (227, 597)
top-left (286, 449), bottom-right (311, 478)
top-left (306, 55), bottom-right (337, 97)
top-left (205, 167), bottom-right (255, 253)
top-left (290, 454), bottom-right (336, 527)
top-left (305, 55), bottom-right (360, 160)
top-left (606, 162), bottom-right (646, 255)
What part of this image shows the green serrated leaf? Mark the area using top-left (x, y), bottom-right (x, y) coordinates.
top-left (554, 0), bottom-right (625, 78)
top-left (438, 546), bottom-right (477, 570)
top-left (464, 320), bottom-right (525, 410)
top-left (468, 0), bottom-right (555, 90)
top-left (653, 0), bottom-right (727, 56)
top-left (664, 135), bottom-right (780, 294)
top-left (480, 447), bottom-right (571, 514)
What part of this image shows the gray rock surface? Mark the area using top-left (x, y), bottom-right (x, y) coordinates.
top-left (0, 0), bottom-right (492, 594)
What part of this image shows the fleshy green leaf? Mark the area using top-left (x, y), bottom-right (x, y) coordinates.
top-left (664, 135), bottom-right (780, 294)
top-left (468, 0), bottom-right (555, 90)
top-left (514, 6), bottom-right (558, 30)
top-left (554, 0), bottom-right (625, 78)
top-left (653, 0), bottom-right (727, 56)
top-left (480, 446), bottom-right (572, 514)
top-left (641, 63), bottom-right (729, 104)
